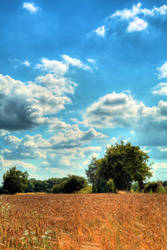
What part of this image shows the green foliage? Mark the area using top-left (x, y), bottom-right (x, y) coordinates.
top-left (131, 182), bottom-right (139, 192)
top-left (86, 157), bottom-right (98, 192)
top-left (25, 177), bottom-right (68, 193)
top-left (157, 184), bottom-right (166, 194)
top-left (52, 175), bottom-right (87, 193)
top-left (106, 178), bottom-right (116, 193)
top-left (163, 180), bottom-right (167, 187)
top-left (86, 142), bottom-right (152, 192)
top-left (144, 181), bottom-right (166, 193)
top-left (77, 185), bottom-right (92, 193)
top-left (3, 166), bottom-right (28, 194)
top-left (144, 182), bottom-right (158, 193)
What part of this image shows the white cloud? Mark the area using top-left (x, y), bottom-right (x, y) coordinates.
top-left (110, 137), bottom-right (118, 145)
top-left (0, 155), bottom-right (36, 171)
top-left (98, 3), bottom-right (167, 35)
top-left (95, 26), bottom-right (106, 37)
top-left (87, 58), bottom-right (96, 64)
top-left (36, 56), bottom-right (92, 76)
top-left (112, 3), bottom-right (142, 20)
top-left (157, 62), bottom-right (167, 79)
top-left (36, 74), bottom-right (77, 96)
top-left (50, 125), bottom-right (106, 149)
top-left (0, 130), bottom-right (8, 137)
top-left (127, 18), bottom-right (148, 32)
top-left (153, 82), bottom-right (167, 95)
top-left (153, 162), bottom-right (167, 170)
top-left (0, 54), bottom-right (93, 131)
top-left (1, 134), bottom-right (49, 160)
top-left (83, 91), bottom-right (167, 147)
top-left (36, 58), bottom-right (68, 76)
top-left (0, 73), bottom-right (73, 130)
top-left (62, 55), bottom-right (91, 71)
top-left (111, 3), bottom-right (167, 20)
top-left (153, 5), bottom-right (167, 15)
top-left (83, 92), bottom-right (142, 128)
top-left (22, 60), bottom-right (31, 67)
top-left (23, 2), bottom-right (39, 13)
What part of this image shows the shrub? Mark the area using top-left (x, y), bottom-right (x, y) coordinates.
top-left (144, 181), bottom-right (166, 193)
top-left (77, 185), bottom-right (92, 194)
top-left (157, 184), bottom-right (166, 194)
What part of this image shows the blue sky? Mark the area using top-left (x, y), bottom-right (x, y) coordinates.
top-left (0, 0), bottom-right (167, 182)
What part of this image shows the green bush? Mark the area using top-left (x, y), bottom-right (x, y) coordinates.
top-left (77, 185), bottom-right (92, 194)
top-left (144, 181), bottom-right (166, 193)
top-left (157, 184), bottom-right (166, 194)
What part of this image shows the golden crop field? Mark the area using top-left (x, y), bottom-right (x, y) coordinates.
top-left (0, 193), bottom-right (167, 250)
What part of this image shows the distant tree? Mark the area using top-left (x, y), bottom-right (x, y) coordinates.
top-left (52, 175), bottom-right (87, 193)
top-left (144, 181), bottom-right (166, 194)
top-left (163, 180), bottom-right (167, 187)
top-left (46, 178), bottom-right (67, 193)
top-left (86, 142), bottom-right (152, 192)
top-left (3, 166), bottom-right (28, 194)
top-left (86, 157), bottom-right (99, 192)
top-left (25, 178), bottom-right (35, 193)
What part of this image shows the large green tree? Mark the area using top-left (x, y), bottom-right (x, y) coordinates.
top-left (3, 166), bottom-right (29, 194)
top-left (86, 142), bottom-right (152, 192)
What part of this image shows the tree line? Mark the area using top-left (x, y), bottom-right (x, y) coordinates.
top-left (0, 142), bottom-right (166, 194)
top-left (0, 167), bottom-right (88, 194)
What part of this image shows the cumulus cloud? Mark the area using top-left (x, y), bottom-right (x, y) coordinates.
top-left (94, 3), bottom-right (167, 37)
top-left (0, 74), bottom-right (73, 130)
top-left (0, 55), bottom-right (89, 131)
top-left (0, 155), bottom-right (36, 171)
top-left (112, 3), bottom-right (143, 20)
top-left (127, 18), bottom-right (148, 32)
top-left (36, 74), bottom-right (77, 96)
top-left (111, 3), bottom-right (167, 20)
top-left (157, 62), bottom-right (167, 79)
top-left (62, 55), bottom-right (91, 71)
top-left (40, 144), bottom-right (102, 172)
top-left (153, 82), bottom-right (167, 95)
top-left (95, 26), bottom-right (106, 37)
top-left (83, 91), bottom-right (167, 147)
top-left (36, 58), bottom-right (68, 76)
top-left (0, 121), bottom-right (104, 174)
top-left (36, 56), bottom-right (92, 76)
top-left (50, 125), bottom-right (106, 149)
top-left (1, 134), bottom-right (49, 160)
top-left (83, 92), bottom-right (142, 128)
top-left (151, 162), bottom-right (167, 180)
top-left (23, 2), bottom-right (39, 13)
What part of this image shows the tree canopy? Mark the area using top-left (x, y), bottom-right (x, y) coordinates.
top-left (3, 166), bottom-right (29, 194)
top-left (52, 175), bottom-right (87, 193)
top-left (1, 167), bottom-right (88, 194)
top-left (86, 141), bottom-right (152, 192)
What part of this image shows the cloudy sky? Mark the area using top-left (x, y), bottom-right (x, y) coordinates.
top-left (0, 0), bottom-right (167, 182)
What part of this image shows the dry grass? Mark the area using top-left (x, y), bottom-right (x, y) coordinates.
top-left (0, 193), bottom-right (167, 249)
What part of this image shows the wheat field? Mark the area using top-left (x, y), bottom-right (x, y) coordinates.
top-left (0, 193), bottom-right (167, 250)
